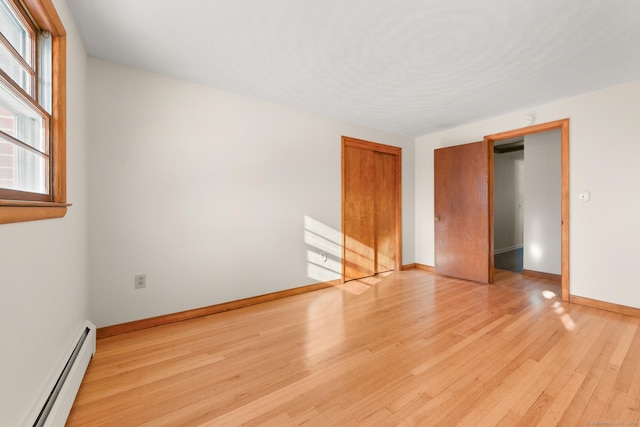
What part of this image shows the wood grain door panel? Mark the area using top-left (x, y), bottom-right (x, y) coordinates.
top-left (374, 151), bottom-right (396, 273)
top-left (342, 137), bottom-right (401, 282)
top-left (434, 141), bottom-right (490, 283)
top-left (344, 145), bottom-right (376, 281)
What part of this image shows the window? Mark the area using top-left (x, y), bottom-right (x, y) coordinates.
top-left (0, 0), bottom-right (66, 224)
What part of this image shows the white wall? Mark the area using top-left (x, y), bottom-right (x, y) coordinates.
top-left (523, 130), bottom-right (561, 274)
top-left (493, 153), bottom-right (524, 252)
top-left (87, 59), bottom-right (415, 327)
top-left (0, 0), bottom-right (89, 425)
top-left (415, 79), bottom-right (640, 308)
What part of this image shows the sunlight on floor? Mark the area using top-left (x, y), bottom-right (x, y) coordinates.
top-left (337, 272), bottom-right (392, 295)
top-left (542, 290), bottom-right (556, 300)
top-left (305, 292), bottom-right (345, 367)
top-left (338, 280), bottom-right (371, 295)
top-left (543, 289), bottom-right (576, 331)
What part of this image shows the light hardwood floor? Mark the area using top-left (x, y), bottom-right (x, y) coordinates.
top-left (67, 270), bottom-right (640, 426)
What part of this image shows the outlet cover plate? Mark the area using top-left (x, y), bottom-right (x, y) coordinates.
top-left (135, 274), bottom-right (146, 289)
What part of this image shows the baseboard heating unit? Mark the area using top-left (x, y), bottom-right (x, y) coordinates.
top-left (29, 321), bottom-right (96, 427)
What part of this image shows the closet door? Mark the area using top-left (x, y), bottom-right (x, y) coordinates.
top-left (342, 137), bottom-right (401, 282)
top-left (374, 151), bottom-right (397, 273)
top-left (343, 144), bottom-right (376, 281)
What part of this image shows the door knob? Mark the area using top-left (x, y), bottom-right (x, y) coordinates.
top-left (435, 216), bottom-right (441, 222)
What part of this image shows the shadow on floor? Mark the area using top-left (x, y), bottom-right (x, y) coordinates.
top-left (494, 247), bottom-right (523, 273)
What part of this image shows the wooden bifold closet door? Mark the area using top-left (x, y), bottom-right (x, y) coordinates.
top-left (342, 137), bottom-right (401, 282)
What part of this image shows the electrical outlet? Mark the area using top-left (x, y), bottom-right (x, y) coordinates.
top-left (134, 274), bottom-right (146, 289)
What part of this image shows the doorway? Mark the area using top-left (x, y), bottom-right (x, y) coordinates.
top-left (493, 137), bottom-right (525, 273)
top-left (487, 119), bottom-right (570, 300)
top-left (341, 136), bottom-right (402, 282)
top-left (493, 130), bottom-right (562, 277)
top-left (432, 119), bottom-right (570, 300)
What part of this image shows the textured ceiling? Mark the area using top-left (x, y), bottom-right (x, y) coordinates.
top-left (66, 0), bottom-right (640, 137)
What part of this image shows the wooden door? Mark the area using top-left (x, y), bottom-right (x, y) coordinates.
top-left (374, 152), bottom-right (397, 273)
top-left (434, 141), bottom-right (491, 283)
top-left (342, 137), bottom-right (401, 282)
top-left (343, 144), bottom-right (376, 280)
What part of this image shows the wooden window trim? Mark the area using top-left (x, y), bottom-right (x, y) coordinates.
top-left (0, 0), bottom-right (68, 224)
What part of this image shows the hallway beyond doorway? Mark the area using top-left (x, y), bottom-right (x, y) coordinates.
top-left (494, 248), bottom-right (523, 273)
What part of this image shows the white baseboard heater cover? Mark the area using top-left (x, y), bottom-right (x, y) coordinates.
top-left (29, 320), bottom-right (96, 427)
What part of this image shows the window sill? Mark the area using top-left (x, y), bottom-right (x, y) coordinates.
top-left (0, 200), bottom-right (71, 224)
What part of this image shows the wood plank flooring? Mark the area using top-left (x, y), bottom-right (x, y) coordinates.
top-left (67, 270), bottom-right (640, 426)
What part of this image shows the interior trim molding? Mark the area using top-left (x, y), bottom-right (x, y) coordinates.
top-left (414, 263), bottom-right (435, 273)
top-left (571, 295), bottom-right (640, 318)
top-left (97, 279), bottom-right (340, 339)
top-left (0, 205), bottom-right (67, 224)
top-left (1, 0), bottom-right (68, 224)
top-left (485, 118), bottom-right (570, 300)
top-left (521, 269), bottom-right (561, 283)
top-left (401, 263), bottom-right (416, 270)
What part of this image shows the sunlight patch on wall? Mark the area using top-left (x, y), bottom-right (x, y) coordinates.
top-left (304, 216), bottom-right (341, 258)
top-left (529, 242), bottom-right (543, 262)
top-left (304, 215), bottom-right (341, 283)
top-left (304, 215), bottom-right (384, 296)
top-left (306, 250), bottom-right (340, 282)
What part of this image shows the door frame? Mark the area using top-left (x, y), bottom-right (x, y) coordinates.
top-left (341, 136), bottom-right (402, 282)
top-left (485, 118), bottom-right (570, 300)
